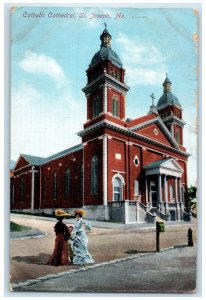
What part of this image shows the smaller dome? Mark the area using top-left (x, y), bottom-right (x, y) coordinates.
top-left (91, 46), bottom-right (123, 68)
top-left (157, 91), bottom-right (181, 108)
top-left (100, 28), bottom-right (111, 38)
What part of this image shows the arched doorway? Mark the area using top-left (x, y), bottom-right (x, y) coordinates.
top-left (112, 174), bottom-right (125, 201)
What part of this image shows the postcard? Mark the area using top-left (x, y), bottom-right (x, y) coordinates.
top-left (9, 5), bottom-right (198, 294)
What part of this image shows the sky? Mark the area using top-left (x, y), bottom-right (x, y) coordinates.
top-left (10, 6), bottom-right (198, 186)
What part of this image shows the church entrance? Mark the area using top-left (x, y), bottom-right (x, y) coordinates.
top-left (150, 180), bottom-right (158, 207)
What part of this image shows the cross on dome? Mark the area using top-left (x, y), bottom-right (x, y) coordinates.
top-left (150, 93), bottom-right (155, 106)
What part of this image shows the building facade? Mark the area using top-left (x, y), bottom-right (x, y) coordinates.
top-left (10, 27), bottom-right (190, 223)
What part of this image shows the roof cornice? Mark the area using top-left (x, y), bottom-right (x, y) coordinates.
top-left (162, 115), bottom-right (186, 126)
top-left (129, 116), bottom-right (180, 149)
top-left (157, 102), bottom-right (183, 111)
top-left (77, 120), bottom-right (190, 157)
top-left (82, 73), bottom-right (129, 94)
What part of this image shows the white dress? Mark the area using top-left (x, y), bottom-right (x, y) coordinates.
top-left (72, 219), bottom-right (94, 265)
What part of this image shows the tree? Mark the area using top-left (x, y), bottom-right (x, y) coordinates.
top-left (186, 185), bottom-right (197, 217)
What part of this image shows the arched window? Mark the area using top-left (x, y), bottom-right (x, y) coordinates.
top-left (92, 96), bottom-right (100, 118)
top-left (114, 177), bottom-right (121, 201)
top-left (43, 175), bottom-right (46, 202)
top-left (11, 183), bottom-right (15, 204)
top-left (134, 180), bottom-right (139, 196)
top-left (52, 172), bottom-right (57, 200)
top-left (20, 177), bottom-right (25, 202)
top-left (175, 128), bottom-right (181, 144)
top-left (65, 169), bottom-right (70, 200)
top-left (80, 164), bottom-right (83, 198)
top-left (112, 97), bottom-right (119, 117)
top-left (169, 185), bottom-right (174, 201)
top-left (91, 155), bottom-right (98, 195)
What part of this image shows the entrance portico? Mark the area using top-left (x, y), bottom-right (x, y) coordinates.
top-left (144, 158), bottom-right (184, 221)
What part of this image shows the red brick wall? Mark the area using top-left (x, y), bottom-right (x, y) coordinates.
top-left (84, 138), bottom-right (103, 205)
top-left (11, 170), bottom-right (33, 209)
top-left (107, 88), bottom-right (125, 120)
top-left (128, 144), bottom-right (142, 200)
top-left (40, 150), bottom-right (83, 209)
top-left (14, 156), bottom-right (30, 170)
top-left (107, 138), bottom-right (126, 201)
top-left (87, 89), bottom-right (103, 120)
top-left (137, 124), bottom-right (173, 147)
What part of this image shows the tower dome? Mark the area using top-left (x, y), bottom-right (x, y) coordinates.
top-left (157, 75), bottom-right (181, 108)
top-left (90, 24), bottom-right (123, 68)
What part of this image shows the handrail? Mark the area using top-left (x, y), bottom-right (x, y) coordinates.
top-left (139, 201), bottom-right (147, 212)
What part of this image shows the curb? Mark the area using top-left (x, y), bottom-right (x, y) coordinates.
top-left (11, 243), bottom-right (188, 289)
top-left (10, 213), bottom-right (195, 230)
top-left (10, 232), bottom-right (48, 241)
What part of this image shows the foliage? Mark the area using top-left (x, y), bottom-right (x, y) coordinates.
top-left (10, 221), bottom-right (31, 232)
top-left (186, 185), bottom-right (197, 207)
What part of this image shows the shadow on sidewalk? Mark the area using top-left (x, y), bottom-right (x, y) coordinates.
top-left (12, 253), bottom-right (50, 265)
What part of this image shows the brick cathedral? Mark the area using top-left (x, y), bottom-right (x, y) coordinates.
top-left (10, 26), bottom-right (190, 223)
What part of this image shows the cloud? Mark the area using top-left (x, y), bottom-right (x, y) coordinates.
top-left (11, 82), bottom-right (84, 160)
top-left (19, 51), bottom-right (68, 88)
top-left (116, 33), bottom-right (167, 86)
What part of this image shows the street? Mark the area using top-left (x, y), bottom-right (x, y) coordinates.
top-left (13, 245), bottom-right (196, 293)
top-left (10, 214), bottom-right (197, 293)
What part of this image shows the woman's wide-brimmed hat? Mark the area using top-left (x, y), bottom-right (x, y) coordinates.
top-left (73, 209), bottom-right (86, 216)
top-left (55, 209), bottom-right (69, 218)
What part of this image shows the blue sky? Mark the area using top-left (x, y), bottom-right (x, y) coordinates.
top-left (11, 6), bottom-right (198, 185)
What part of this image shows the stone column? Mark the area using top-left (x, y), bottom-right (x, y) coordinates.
top-left (175, 177), bottom-right (178, 202)
top-left (103, 135), bottom-right (108, 206)
top-left (179, 178), bottom-right (182, 203)
top-left (175, 177), bottom-right (180, 220)
top-left (103, 84), bottom-right (108, 113)
top-left (145, 176), bottom-right (149, 206)
top-left (31, 166), bottom-right (35, 210)
top-left (164, 175), bottom-right (168, 213)
top-left (179, 178), bottom-right (183, 220)
top-left (158, 174), bottom-right (162, 210)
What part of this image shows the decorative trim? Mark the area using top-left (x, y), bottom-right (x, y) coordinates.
top-left (103, 135), bottom-right (108, 206)
top-left (77, 119), bottom-right (190, 157)
top-left (112, 170), bottom-right (126, 174)
top-left (162, 115), bottom-right (186, 126)
top-left (130, 116), bottom-right (179, 149)
top-left (112, 173), bottom-right (125, 202)
top-left (103, 83), bottom-right (108, 113)
top-left (82, 73), bottom-right (129, 95)
top-left (133, 155), bottom-right (140, 167)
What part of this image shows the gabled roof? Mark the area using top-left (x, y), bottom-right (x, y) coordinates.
top-left (13, 144), bottom-right (83, 171)
top-left (126, 113), bottom-right (157, 128)
top-left (144, 157), bottom-right (184, 177)
top-left (43, 144), bottom-right (83, 164)
top-left (144, 158), bottom-right (169, 169)
top-left (21, 154), bottom-right (45, 165)
top-left (128, 115), bottom-right (179, 149)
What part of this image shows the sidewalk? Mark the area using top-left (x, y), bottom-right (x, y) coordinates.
top-left (10, 212), bottom-right (195, 231)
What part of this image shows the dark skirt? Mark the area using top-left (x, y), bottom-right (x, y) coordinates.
top-left (47, 233), bottom-right (69, 266)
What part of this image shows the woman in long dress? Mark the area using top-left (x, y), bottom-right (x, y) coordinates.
top-left (72, 209), bottom-right (94, 266)
top-left (47, 209), bottom-right (70, 266)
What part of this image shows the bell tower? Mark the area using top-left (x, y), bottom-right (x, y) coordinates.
top-left (82, 24), bottom-right (129, 127)
top-left (156, 74), bottom-right (186, 146)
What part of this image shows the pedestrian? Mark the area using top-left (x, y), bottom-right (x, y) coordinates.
top-left (72, 209), bottom-right (94, 266)
top-left (66, 225), bottom-right (75, 264)
top-left (47, 209), bottom-right (70, 266)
